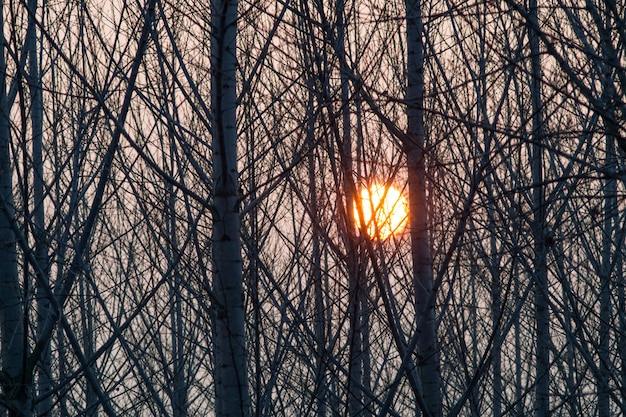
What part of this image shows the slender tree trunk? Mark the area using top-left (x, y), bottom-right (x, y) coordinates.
top-left (165, 83), bottom-right (188, 417)
top-left (468, 270), bottom-right (480, 417)
top-left (359, 288), bottom-right (372, 417)
top-left (171, 247), bottom-right (188, 417)
top-left (306, 80), bottom-right (328, 417)
top-left (485, 131), bottom-right (502, 417)
top-left (79, 268), bottom-right (97, 416)
top-left (619, 253), bottom-right (626, 412)
top-left (310, 155), bottom-right (328, 417)
top-left (27, 0), bottom-right (52, 414)
top-left (560, 265), bottom-right (579, 417)
top-left (405, 1), bottom-right (442, 416)
top-left (354, 98), bottom-right (372, 417)
top-left (242, 86), bottom-right (260, 417)
top-left (596, 6), bottom-right (618, 415)
top-left (514, 278), bottom-right (523, 417)
top-left (598, 100), bottom-right (616, 417)
top-left (56, 325), bottom-right (69, 417)
top-left (0, 2), bottom-right (31, 415)
top-left (475, 3), bottom-right (503, 413)
top-left (490, 254), bottom-right (503, 417)
top-left (528, 1), bottom-right (550, 415)
top-left (210, 1), bottom-right (250, 416)
top-left (332, 2), bottom-right (370, 415)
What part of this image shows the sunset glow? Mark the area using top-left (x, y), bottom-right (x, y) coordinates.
top-left (354, 183), bottom-right (409, 240)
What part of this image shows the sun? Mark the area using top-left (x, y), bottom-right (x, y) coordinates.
top-left (353, 183), bottom-right (409, 240)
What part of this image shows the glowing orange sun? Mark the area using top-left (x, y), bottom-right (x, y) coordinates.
top-left (354, 183), bottom-right (409, 240)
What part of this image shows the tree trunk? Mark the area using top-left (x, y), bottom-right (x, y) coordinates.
top-left (528, 1), bottom-right (550, 415)
top-left (165, 98), bottom-right (188, 417)
top-left (597, 6), bottom-right (618, 415)
top-left (27, 0), bottom-right (52, 414)
top-left (598, 94), bottom-right (616, 417)
top-left (0, 1), bottom-right (31, 414)
top-left (307, 81), bottom-right (327, 417)
top-left (210, 1), bottom-right (250, 416)
top-left (79, 271), bottom-right (98, 416)
top-left (405, 1), bottom-right (442, 416)
top-left (332, 2), bottom-right (371, 414)
top-left (619, 253), bottom-right (626, 413)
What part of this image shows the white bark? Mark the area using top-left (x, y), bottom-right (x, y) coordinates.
top-left (211, 1), bottom-right (250, 416)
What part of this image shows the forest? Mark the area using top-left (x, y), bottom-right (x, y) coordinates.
top-left (1, 0), bottom-right (625, 416)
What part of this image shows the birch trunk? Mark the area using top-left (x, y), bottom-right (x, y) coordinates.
top-left (210, 1), bottom-right (250, 416)
top-left (405, 1), bottom-right (442, 415)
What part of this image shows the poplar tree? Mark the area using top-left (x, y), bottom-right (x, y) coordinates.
top-left (405, 1), bottom-right (442, 415)
top-left (210, 0), bottom-right (251, 415)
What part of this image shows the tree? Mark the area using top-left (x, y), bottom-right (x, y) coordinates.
top-left (1, 0), bottom-right (157, 415)
top-left (2, 0), bottom-right (626, 415)
top-left (526, 0), bottom-right (550, 414)
top-left (405, 1), bottom-right (442, 415)
top-left (0, 2), bottom-right (27, 410)
top-left (210, 0), bottom-right (251, 415)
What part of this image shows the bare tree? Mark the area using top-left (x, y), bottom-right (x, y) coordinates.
top-left (405, 1), bottom-right (442, 415)
top-left (2, 0), bottom-right (626, 416)
top-left (526, 1), bottom-right (550, 414)
top-left (210, 0), bottom-right (251, 415)
top-left (0, 3), bottom-right (27, 412)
